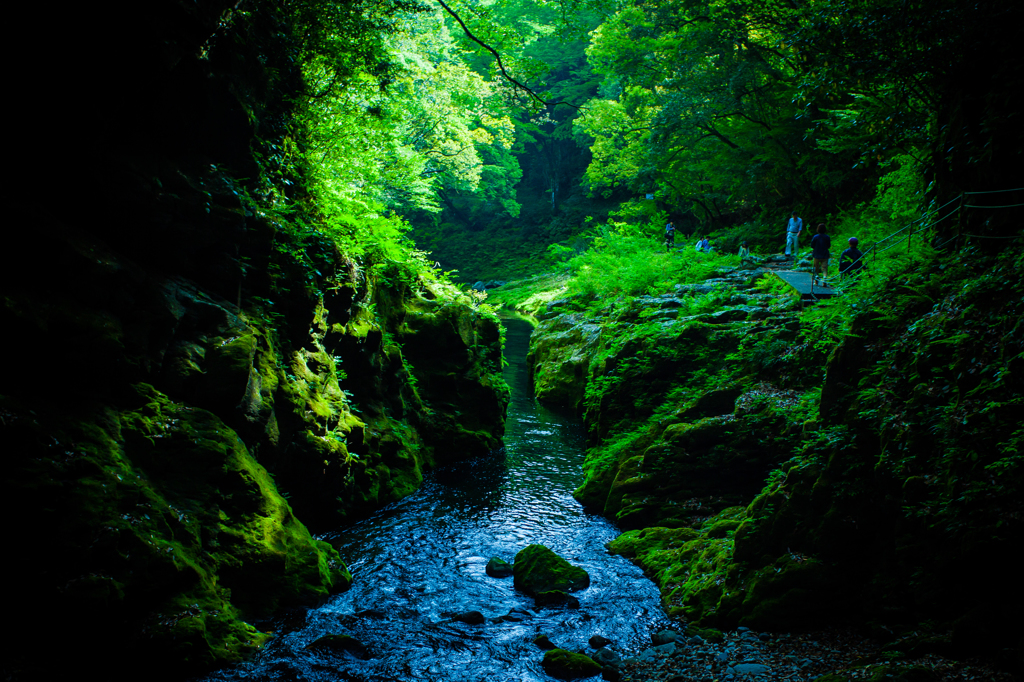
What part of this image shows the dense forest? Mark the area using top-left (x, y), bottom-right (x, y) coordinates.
top-left (3, 0), bottom-right (1021, 680)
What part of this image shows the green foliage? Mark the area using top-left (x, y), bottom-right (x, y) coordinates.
top-left (565, 224), bottom-right (725, 300)
top-left (874, 155), bottom-right (926, 224)
top-left (484, 272), bottom-right (571, 317)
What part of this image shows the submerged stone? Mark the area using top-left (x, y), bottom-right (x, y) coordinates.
top-left (592, 646), bottom-right (623, 668)
top-left (454, 610), bottom-right (485, 625)
top-left (485, 556), bottom-right (514, 578)
top-left (534, 590), bottom-right (581, 608)
top-left (306, 634), bottom-right (368, 658)
top-left (534, 634), bottom-right (557, 650)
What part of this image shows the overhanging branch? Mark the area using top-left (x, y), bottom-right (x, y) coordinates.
top-left (435, 0), bottom-right (580, 111)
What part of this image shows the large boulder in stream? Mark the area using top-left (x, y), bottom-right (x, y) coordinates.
top-left (513, 544), bottom-right (590, 596)
top-left (541, 649), bottom-right (603, 680)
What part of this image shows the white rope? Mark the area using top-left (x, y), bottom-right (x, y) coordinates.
top-left (963, 187), bottom-right (1024, 195)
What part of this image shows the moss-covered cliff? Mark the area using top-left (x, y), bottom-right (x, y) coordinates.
top-left (524, 250), bottom-right (1022, 673)
top-left (3, 0), bottom-right (508, 678)
top-left (2, 220), bottom-right (506, 679)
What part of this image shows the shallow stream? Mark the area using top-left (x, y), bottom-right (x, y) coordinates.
top-left (201, 317), bottom-right (671, 681)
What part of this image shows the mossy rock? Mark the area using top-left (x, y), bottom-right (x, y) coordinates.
top-left (513, 544), bottom-right (590, 597)
top-left (535, 590), bottom-right (580, 608)
top-left (608, 527), bottom-right (699, 558)
top-left (534, 634), bottom-right (556, 650)
top-left (485, 556), bottom-right (514, 578)
top-left (6, 384), bottom-right (352, 678)
top-left (540, 649), bottom-right (602, 680)
top-left (528, 315), bottom-right (602, 412)
top-left (704, 518), bottom-right (742, 538)
top-left (684, 625), bottom-right (724, 643)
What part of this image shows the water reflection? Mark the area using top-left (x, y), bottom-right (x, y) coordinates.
top-left (199, 317), bottom-right (671, 682)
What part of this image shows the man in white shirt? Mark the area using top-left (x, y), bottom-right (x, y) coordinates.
top-left (785, 212), bottom-right (803, 258)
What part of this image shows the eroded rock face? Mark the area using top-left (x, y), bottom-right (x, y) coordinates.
top-left (575, 254), bottom-right (1024, 670)
top-left (527, 313), bottom-right (602, 412)
top-left (5, 381), bottom-right (351, 676)
top-left (3, 147), bottom-right (507, 682)
top-left (3, 0), bottom-right (512, 676)
top-left (2, 226), bottom-right (509, 677)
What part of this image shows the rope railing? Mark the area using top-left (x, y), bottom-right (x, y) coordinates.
top-left (963, 187), bottom-right (1024, 194)
top-left (814, 187), bottom-right (1021, 296)
top-left (783, 186), bottom-right (1020, 301)
top-left (962, 186), bottom-right (1024, 209)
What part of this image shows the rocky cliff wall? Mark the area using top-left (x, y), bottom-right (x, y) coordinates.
top-left (525, 255), bottom-right (1022, 673)
top-left (3, 1), bottom-right (508, 678)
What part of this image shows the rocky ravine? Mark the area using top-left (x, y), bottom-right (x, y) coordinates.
top-left (2, 0), bottom-right (508, 677)
top-left (520, 251), bottom-right (1023, 677)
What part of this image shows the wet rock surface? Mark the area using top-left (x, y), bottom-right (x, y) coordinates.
top-left (486, 556), bottom-right (514, 577)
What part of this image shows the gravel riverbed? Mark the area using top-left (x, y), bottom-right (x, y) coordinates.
top-left (601, 626), bottom-right (1016, 682)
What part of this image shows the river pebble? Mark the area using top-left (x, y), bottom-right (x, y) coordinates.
top-left (617, 627), bottom-right (1016, 682)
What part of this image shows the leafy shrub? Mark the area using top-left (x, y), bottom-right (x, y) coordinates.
top-left (565, 223), bottom-right (726, 300)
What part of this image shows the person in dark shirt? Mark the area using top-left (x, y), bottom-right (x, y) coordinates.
top-left (665, 221), bottom-right (675, 251)
top-left (839, 237), bottom-right (866, 277)
top-left (810, 223), bottom-right (831, 284)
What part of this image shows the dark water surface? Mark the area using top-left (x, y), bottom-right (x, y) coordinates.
top-left (202, 318), bottom-right (671, 681)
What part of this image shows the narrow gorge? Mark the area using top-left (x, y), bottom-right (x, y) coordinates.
top-left (4, 0), bottom-right (1022, 680)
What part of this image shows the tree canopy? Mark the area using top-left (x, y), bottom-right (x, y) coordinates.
top-left (216, 0), bottom-right (1023, 280)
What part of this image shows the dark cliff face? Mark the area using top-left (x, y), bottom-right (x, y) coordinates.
top-left (3, 2), bottom-right (508, 679)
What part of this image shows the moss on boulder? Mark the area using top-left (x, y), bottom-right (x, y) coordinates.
top-left (540, 649), bottom-right (602, 680)
top-left (513, 544), bottom-right (590, 596)
top-left (7, 384), bottom-right (350, 678)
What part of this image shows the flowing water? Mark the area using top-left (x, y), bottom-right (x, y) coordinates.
top-left (201, 317), bottom-right (672, 681)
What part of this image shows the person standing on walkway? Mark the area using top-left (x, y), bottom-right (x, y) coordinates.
top-left (839, 237), bottom-right (865, 277)
top-left (665, 221), bottom-right (675, 252)
top-left (785, 212), bottom-right (803, 258)
top-left (810, 223), bottom-right (831, 284)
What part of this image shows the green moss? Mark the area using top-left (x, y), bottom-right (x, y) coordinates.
top-left (8, 384), bottom-right (350, 676)
top-left (684, 625), bottom-right (724, 643)
top-left (607, 527), bottom-right (699, 559)
top-left (540, 649), bottom-right (602, 680)
top-left (513, 544), bottom-right (590, 596)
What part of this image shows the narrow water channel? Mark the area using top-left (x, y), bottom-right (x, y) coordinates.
top-left (201, 317), bottom-right (672, 681)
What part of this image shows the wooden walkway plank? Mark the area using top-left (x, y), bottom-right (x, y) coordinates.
top-left (773, 270), bottom-right (839, 297)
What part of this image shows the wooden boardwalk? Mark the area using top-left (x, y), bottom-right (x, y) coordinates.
top-left (773, 270), bottom-right (839, 303)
